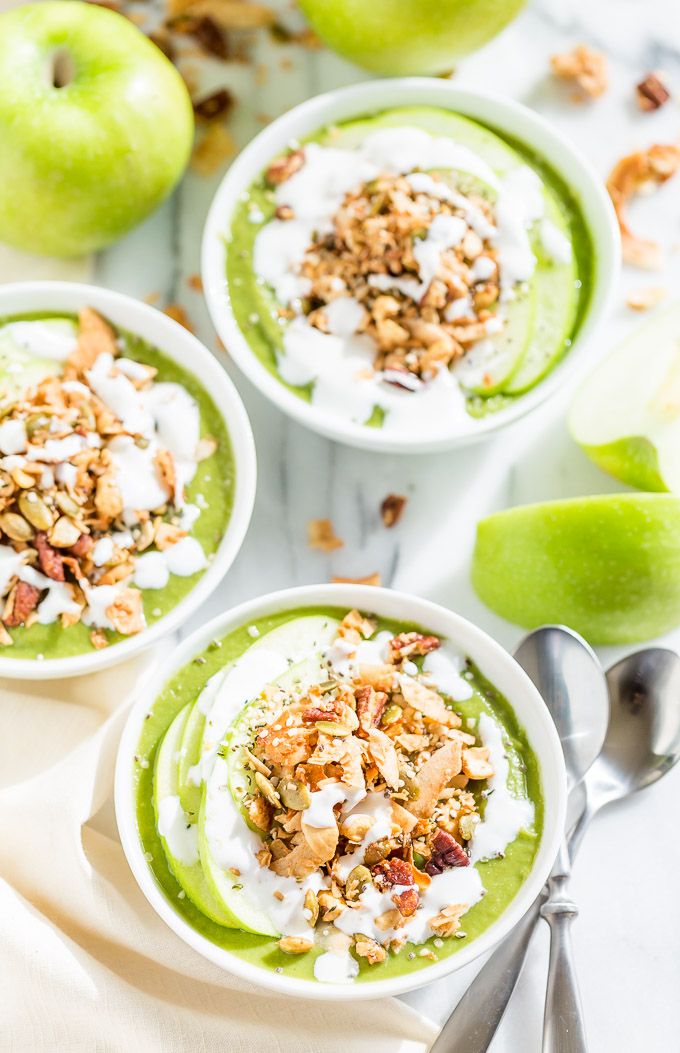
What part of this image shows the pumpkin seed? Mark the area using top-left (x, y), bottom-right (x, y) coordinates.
top-left (279, 778), bottom-right (311, 811)
top-left (315, 720), bottom-right (352, 737)
top-left (345, 865), bottom-right (371, 901)
top-left (136, 519), bottom-right (155, 551)
top-left (48, 516), bottom-right (81, 548)
top-left (11, 467), bottom-right (35, 489)
top-left (364, 839), bottom-right (392, 866)
top-left (0, 512), bottom-right (34, 542)
top-left (381, 703), bottom-right (402, 726)
top-left (303, 888), bottom-right (319, 927)
top-left (458, 812), bottom-right (480, 841)
top-left (55, 492), bottom-right (81, 518)
top-left (18, 491), bottom-right (54, 531)
top-left (254, 771), bottom-right (281, 807)
top-left (25, 413), bottom-right (50, 439)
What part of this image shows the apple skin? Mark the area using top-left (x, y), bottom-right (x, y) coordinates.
top-left (298, 0), bottom-right (525, 75)
top-left (472, 493), bottom-right (680, 644)
top-left (0, 1), bottom-right (194, 258)
top-left (577, 437), bottom-right (667, 493)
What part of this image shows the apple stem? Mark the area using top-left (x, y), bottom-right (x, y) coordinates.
top-left (51, 49), bottom-right (75, 89)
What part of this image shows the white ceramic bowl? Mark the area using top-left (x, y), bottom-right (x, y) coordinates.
top-left (115, 583), bottom-right (566, 1001)
top-left (0, 281), bottom-right (256, 679)
top-left (202, 77), bottom-right (620, 454)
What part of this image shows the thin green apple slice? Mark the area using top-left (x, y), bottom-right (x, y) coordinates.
top-left (569, 304), bottom-right (680, 492)
top-left (501, 200), bottom-right (578, 396)
top-left (153, 704), bottom-right (236, 927)
top-left (472, 493), bottom-right (680, 644)
top-left (0, 320), bottom-right (72, 397)
top-left (198, 756), bottom-right (279, 937)
top-left (454, 282), bottom-right (535, 395)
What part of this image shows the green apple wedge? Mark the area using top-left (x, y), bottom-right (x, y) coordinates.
top-left (298, 0), bottom-right (525, 75)
top-left (569, 304), bottom-right (680, 492)
top-left (0, 1), bottom-right (193, 257)
top-left (472, 493), bottom-right (680, 644)
top-left (153, 704), bottom-right (237, 927)
top-left (0, 320), bottom-right (70, 396)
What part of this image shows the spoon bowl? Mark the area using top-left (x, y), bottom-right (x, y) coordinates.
top-left (598, 648), bottom-right (680, 800)
top-left (515, 625), bottom-right (609, 791)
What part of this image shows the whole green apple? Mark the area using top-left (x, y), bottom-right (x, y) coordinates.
top-left (569, 304), bottom-right (680, 493)
top-left (0, 1), bottom-right (194, 258)
top-left (298, 0), bottom-right (526, 75)
top-left (472, 493), bottom-right (680, 644)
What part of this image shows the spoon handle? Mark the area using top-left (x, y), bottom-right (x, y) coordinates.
top-left (540, 877), bottom-right (588, 1053)
top-left (429, 891), bottom-right (544, 1052)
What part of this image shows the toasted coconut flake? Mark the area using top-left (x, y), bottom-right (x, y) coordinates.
top-left (368, 728), bottom-right (401, 789)
top-left (332, 572), bottom-right (382, 586)
top-left (301, 820), bottom-right (339, 862)
top-left (408, 739), bottom-right (463, 820)
top-left (399, 676), bottom-right (461, 728)
top-left (461, 746), bottom-right (494, 780)
top-left (155, 522), bottom-right (187, 550)
top-left (308, 517), bottom-right (344, 552)
top-left (163, 303), bottom-right (195, 331)
top-left (66, 308), bottom-right (117, 376)
top-left (155, 448), bottom-right (176, 500)
top-left (626, 286), bottom-right (667, 311)
top-left (607, 144), bottom-right (680, 269)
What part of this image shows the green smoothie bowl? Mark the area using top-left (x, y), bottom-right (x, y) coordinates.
top-left (202, 78), bottom-right (619, 453)
top-left (115, 584), bottom-right (566, 999)
top-left (0, 282), bottom-right (256, 679)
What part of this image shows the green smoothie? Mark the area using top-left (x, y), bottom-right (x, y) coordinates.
top-left (224, 105), bottom-right (592, 435)
top-left (0, 312), bottom-right (234, 659)
top-left (134, 605), bottom-right (543, 985)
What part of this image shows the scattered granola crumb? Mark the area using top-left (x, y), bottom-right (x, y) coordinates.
top-left (308, 518), bottom-right (344, 552)
top-left (144, 291), bottom-right (161, 305)
top-left (607, 143), bottom-right (680, 268)
top-left (170, 0), bottom-right (275, 29)
top-left (90, 629), bottom-right (109, 650)
top-left (191, 123), bottom-right (237, 176)
top-left (636, 72), bottom-right (671, 112)
top-left (332, 573), bottom-right (382, 587)
top-left (626, 286), bottom-right (667, 311)
top-left (380, 493), bottom-right (407, 528)
top-left (164, 303), bottom-right (195, 332)
top-left (187, 273), bottom-right (204, 293)
top-left (550, 44), bottom-right (608, 100)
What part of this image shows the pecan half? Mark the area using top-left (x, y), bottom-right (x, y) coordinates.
top-left (302, 696), bottom-right (344, 723)
top-left (389, 632), bottom-right (441, 662)
top-left (193, 87), bottom-right (234, 121)
top-left (35, 531), bottom-right (65, 582)
top-left (425, 827), bottom-right (470, 876)
top-left (355, 684), bottom-right (387, 731)
top-left (4, 581), bottom-right (41, 627)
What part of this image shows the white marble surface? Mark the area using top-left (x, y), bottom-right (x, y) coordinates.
top-left (17, 0), bottom-right (680, 1047)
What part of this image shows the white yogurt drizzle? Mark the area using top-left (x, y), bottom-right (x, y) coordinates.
top-left (252, 126), bottom-right (571, 435)
top-left (187, 625), bottom-right (536, 982)
top-left (0, 320), bottom-right (210, 629)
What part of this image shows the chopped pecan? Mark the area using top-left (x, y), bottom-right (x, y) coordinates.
top-left (389, 631), bottom-right (441, 661)
top-left (425, 827), bottom-right (470, 876)
top-left (193, 87), bottom-right (234, 121)
top-left (4, 581), bottom-right (41, 627)
top-left (69, 534), bottom-right (94, 559)
top-left (636, 72), bottom-right (670, 112)
top-left (380, 493), bottom-right (407, 528)
top-left (355, 684), bottom-right (387, 731)
top-left (35, 532), bottom-right (65, 582)
top-left (265, 148), bottom-right (304, 186)
top-left (392, 886), bottom-right (420, 917)
top-left (371, 857), bottom-right (414, 891)
top-left (302, 695), bottom-right (344, 723)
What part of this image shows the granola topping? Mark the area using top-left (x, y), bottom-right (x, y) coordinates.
top-left (0, 310), bottom-right (216, 644)
top-left (251, 125), bottom-right (574, 433)
top-left (187, 609), bottom-right (535, 982)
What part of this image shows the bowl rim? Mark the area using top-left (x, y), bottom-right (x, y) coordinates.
top-left (0, 280), bottom-right (257, 680)
top-left (202, 76), bottom-right (620, 454)
top-left (114, 582), bottom-right (567, 1001)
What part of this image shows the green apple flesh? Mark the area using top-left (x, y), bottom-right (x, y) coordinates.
top-left (298, 0), bottom-right (525, 75)
top-left (472, 493), bottom-right (680, 644)
top-left (569, 304), bottom-right (680, 492)
top-left (0, 1), bottom-right (194, 257)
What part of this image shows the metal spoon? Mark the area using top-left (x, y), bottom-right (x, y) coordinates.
top-left (431, 625), bottom-right (609, 1052)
